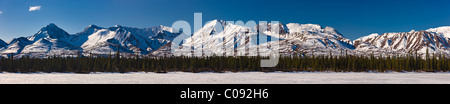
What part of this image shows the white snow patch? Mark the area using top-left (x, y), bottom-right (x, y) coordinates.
top-left (427, 26), bottom-right (450, 38)
top-left (0, 72), bottom-right (449, 84)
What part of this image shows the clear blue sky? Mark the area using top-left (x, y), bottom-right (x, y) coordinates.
top-left (0, 0), bottom-right (449, 41)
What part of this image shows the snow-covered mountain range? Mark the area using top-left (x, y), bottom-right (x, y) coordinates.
top-left (171, 20), bottom-right (355, 57)
top-left (353, 27), bottom-right (450, 57)
top-left (0, 23), bottom-right (180, 58)
top-left (0, 20), bottom-right (449, 58)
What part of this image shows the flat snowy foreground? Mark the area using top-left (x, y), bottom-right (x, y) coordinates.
top-left (0, 72), bottom-right (449, 84)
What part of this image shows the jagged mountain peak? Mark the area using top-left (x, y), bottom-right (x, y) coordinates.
top-left (46, 23), bottom-right (58, 28)
top-left (191, 19), bottom-right (227, 37)
top-left (79, 24), bottom-right (104, 35)
top-left (28, 23), bottom-right (70, 41)
top-left (42, 23), bottom-right (65, 32)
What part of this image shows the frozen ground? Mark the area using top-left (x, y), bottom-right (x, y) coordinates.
top-left (0, 72), bottom-right (449, 84)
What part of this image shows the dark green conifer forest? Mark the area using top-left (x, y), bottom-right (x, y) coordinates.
top-left (0, 51), bottom-right (449, 73)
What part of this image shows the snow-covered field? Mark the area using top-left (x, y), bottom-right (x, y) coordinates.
top-left (0, 72), bottom-right (449, 84)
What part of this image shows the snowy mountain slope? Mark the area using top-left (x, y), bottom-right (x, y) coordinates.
top-left (284, 23), bottom-right (355, 56)
top-left (172, 20), bottom-right (450, 57)
top-left (19, 24), bottom-right (81, 56)
top-left (28, 23), bottom-right (70, 42)
top-left (353, 33), bottom-right (379, 47)
top-left (172, 20), bottom-right (356, 57)
top-left (354, 30), bottom-right (450, 57)
top-left (352, 33), bottom-right (389, 53)
top-left (173, 20), bottom-right (287, 56)
top-left (0, 24), bottom-right (79, 57)
top-left (20, 38), bottom-right (81, 56)
top-left (427, 26), bottom-right (450, 39)
top-left (149, 42), bottom-right (174, 57)
top-left (0, 23), bottom-right (180, 57)
top-left (174, 20), bottom-right (243, 56)
top-left (69, 25), bottom-right (104, 47)
top-left (79, 25), bottom-right (179, 55)
top-left (1, 21), bottom-right (449, 58)
top-left (0, 37), bottom-right (33, 54)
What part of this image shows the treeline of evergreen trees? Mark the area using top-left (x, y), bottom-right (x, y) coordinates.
top-left (0, 52), bottom-right (449, 73)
